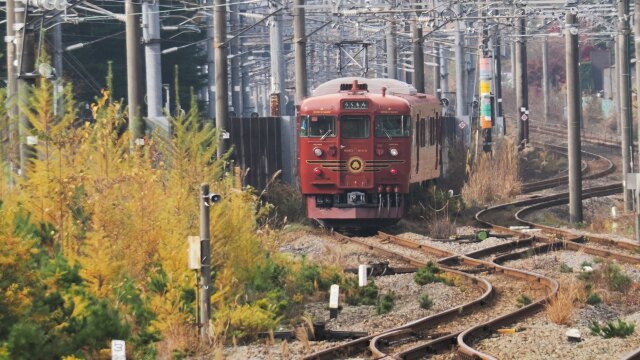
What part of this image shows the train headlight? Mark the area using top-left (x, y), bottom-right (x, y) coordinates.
top-left (313, 147), bottom-right (323, 157)
top-left (313, 167), bottom-right (323, 176)
top-left (389, 148), bottom-right (399, 157)
top-left (390, 168), bottom-right (398, 176)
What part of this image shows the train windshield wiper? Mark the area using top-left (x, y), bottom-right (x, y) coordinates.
top-left (382, 127), bottom-right (392, 140)
top-left (320, 129), bottom-right (333, 140)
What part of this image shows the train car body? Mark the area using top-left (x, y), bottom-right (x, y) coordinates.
top-left (297, 77), bottom-right (444, 227)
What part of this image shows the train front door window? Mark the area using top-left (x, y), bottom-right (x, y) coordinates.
top-left (340, 115), bottom-right (370, 138)
top-left (307, 116), bottom-right (336, 138)
top-left (339, 115), bottom-right (372, 188)
top-left (375, 115), bottom-right (411, 138)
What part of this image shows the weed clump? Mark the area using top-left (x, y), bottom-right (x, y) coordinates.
top-left (419, 294), bottom-right (434, 309)
top-left (414, 262), bottom-right (450, 285)
top-left (603, 263), bottom-right (632, 293)
top-left (589, 319), bottom-right (636, 338)
top-left (516, 294), bottom-right (532, 307)
top-left (376, 292), bottom-right (395, 315)
top-left (577, 262), bottom-right (632, 294)
top-left (586, 292), bottom-right (602, 305)
top-left (559, 263), bottom-right (573, 273)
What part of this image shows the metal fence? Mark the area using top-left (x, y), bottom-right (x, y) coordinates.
top-left (227, 116), bottom-right (296, 189)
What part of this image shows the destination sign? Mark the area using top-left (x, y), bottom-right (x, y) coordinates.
top-left (343, 101), bottom-right (369, 110)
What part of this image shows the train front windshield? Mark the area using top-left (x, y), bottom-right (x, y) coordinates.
top-left (300, 115), bottom-right (336, 137)
top-left (375, 115), bottom-right (411, 137)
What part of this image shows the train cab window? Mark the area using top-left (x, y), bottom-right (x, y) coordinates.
top-left (306, 116), bottom-right (336, 138)
top-left (340, 115), bottom-right (370, 138)
top-left (374, 115), bottom-right (411, 138)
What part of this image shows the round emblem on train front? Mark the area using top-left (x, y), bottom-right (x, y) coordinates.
top-left (348, 156), bottom-right (365, 174)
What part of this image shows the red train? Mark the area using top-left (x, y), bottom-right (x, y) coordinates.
top-left (297, 77), bottom-right (446, 227)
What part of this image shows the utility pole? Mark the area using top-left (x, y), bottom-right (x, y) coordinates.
top-left (269, 0), bottom-right (285, 116)
top-left (479, 6), bottom-right (492, 152)
top-left (199, 184), bottom-right (212, 341)
top-left (542, 37), bottom-right (550, 123)
top-left (635, 0), bottom-right (640, 241)
top-left (214, 0), bottom-right (229, 159)
top-left (142, 1), bottom-right (168, 133)
top-left (412, 19), bottom-right (425, 93)
top-left (386, 21), bottom-right (397, 80)
top-left (52, 17), bottom-right (64, 117)
top-left (126, 0), bottom-right (144, 147)
top-left (206, 0), bottom-right (215, 120)
top-left (515, 14), bottom-right (529, 148)
top-left (491, 14), bottom-right (504, 135)
top-left (565, 11), bottom-right (583, 224)
top-left (5, 0), bottom-right (17, 166)
top-left (293, 0), bottom-right (308, 105)
top-left (433, 43), bottom-right (441, 100)
top-left (16, 1), bottom-right (34, 175)
top-left (618, 0), bottom-right (633, 211)
top-left (440, 45), bottom-right (449, 101)
top-left (454, 3), bottom-right (466, 118)
top-left (230, 3), bottom-right (241, 116)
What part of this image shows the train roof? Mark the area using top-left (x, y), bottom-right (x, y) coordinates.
top-left (312, 77), bottom-right (419, 97)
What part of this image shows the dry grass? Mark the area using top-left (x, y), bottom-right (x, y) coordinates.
top-left (462, 139), bottom-right (521, 207)
top-left (429, 217), bottom-right (457, 239)
top-left (294, 318), bottom-right (314, 354)
top-left (280, 339), bottom-right (290, 360)
top-left (546, 282), bottom-right (582, 325)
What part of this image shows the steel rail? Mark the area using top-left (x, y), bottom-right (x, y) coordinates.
top-left (521, 142), bottom-right (615, 193)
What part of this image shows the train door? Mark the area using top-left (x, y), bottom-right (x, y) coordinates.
top-left (338, 114), bottom-right (374, 193)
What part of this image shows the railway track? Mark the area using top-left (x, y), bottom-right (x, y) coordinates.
top-left (303, 135), bottom-right (640, 359)
top-left (303, 232), bottom-right (558, 360)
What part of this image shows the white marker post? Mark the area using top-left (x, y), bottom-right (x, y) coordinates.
top-left (187, 236), bottom-right (201, 270)
top-left (329, 284), bottom-right (339, 319)
top-left (111, 340), bottom-right (126, 360)
top-left (358, 265), bottom-right (368, 287)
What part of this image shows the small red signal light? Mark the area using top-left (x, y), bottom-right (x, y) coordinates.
top-left (390, 168), bottom-right (398, 175)
top-left (313, 167), bottom-right (322, 176)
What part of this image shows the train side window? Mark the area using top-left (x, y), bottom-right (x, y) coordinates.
top-left (374, 115), bottom-right (411, 137)
top-left (429, 117), bottom-right (435, 146)
top-left (300, 116), bottom-right (309, 137)
top-left (341, 115), bottom-right (370, 138)
top-left (420, 118), bottom-right (426, 147)
top-left (308, 116), bottom-right (336, 137)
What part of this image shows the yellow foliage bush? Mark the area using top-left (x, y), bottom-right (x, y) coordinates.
top-left (0, 72), bottom-right (286, 355)
top-left (227, 304), bottom-right (280, 336)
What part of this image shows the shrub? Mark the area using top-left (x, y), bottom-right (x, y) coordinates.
top-left (260, 180), bottom-right (307, 228)
top-left (516, 294), bottom-right (532, 307)
top-left (604, 263), bottom-right (632, 293)
top-left (419, 294), bottom-right (434, 309)
top-left (589, 319), bottom-right (636, 338)
top-left (414, 262), bottom-right (448, 285)
top-left (586, 292), bottom-right (602, 305)
top-left (376, 292), bottom-right (395, 315)
top-left (559, 263), bottom-right (573, 273)
top-left (345, 280), bottom-right (379, 306)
